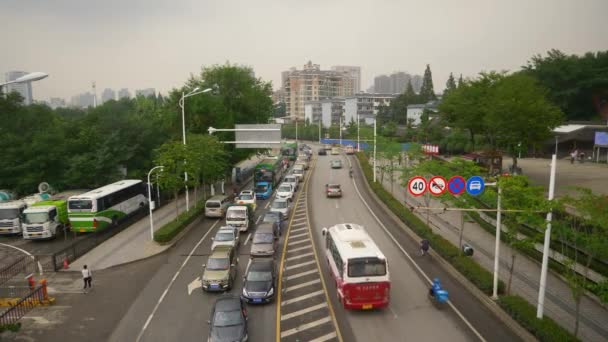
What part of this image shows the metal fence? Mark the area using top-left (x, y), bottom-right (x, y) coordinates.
top-left (0, 256), bottom-right (37, 287)
top-left (0, 285), bottom-right (45, 326)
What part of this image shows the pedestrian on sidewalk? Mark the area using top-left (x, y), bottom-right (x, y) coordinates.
top-left (420, 239), bottom-right (430, 256)
top-left (82, 265), bottom-right (93, 293)
top-left (570, 149), bottom-right (578, 164)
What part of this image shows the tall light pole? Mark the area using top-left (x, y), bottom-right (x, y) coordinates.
top-left (492, 185), bottom-right (502, 299)
top-left (147, 165), bottom-right (164, 240)
top-left (537, 154), bottom-right (557, 318)
top-left (295, 117), bottom-right (298, 143)
top-left (357, 112), bottom-right (360, 151)
top-left (373, 117), bottom-right (377, 182)
top-left (179, 86), bottom-right (212, 212)
top-left (339, 115), bottom-right (343, 146)
top-left (318, 120), bottom-right (321, 143)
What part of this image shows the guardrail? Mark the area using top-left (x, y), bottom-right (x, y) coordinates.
top-left (0, 256), bottom-right (37, 287)
top-left (0, 285), bottom-right (45, 326)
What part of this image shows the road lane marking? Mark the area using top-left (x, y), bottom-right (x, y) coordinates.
top-left (255, 215), bottom-right (262, 224)
top-left (284, 269), bottom-right (317, 281)
top-left (284, 279), bottom-right (321, 292)
top-left (348, 156), bottom-right (486, 342)
top-left (287, 238), bottom-right (310, 246)
top-left (265, 201), bottom-right (271, 209)
top-left (281, 303), bottom-right (328, 321)
top-left (285, 252), bottom-right (314, 261)
top-left (309, 332), bottom-right (338, 342)
top-left (285, 260), bottom-right (315, 270)
top-left (292, 217), bottom-right (307, 222)
top-left (280, 316), bottom-right (332, 338)
top-left (281, 290), bottom-right (324, 305)
top-left (244, 233), bottom-right (252, 246)
top-left (289, 227), bottom-right (307, 233)
top-left (289, 232), bottom-right (308, 239)
top-left (286, 245), bottom-right (312, 253)
top-left (136, 219), bottom-right (220, 342)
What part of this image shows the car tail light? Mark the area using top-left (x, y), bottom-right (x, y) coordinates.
top-left (93, 219), bottom-right (97, 228)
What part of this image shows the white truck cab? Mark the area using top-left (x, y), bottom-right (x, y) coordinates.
top-left (22, 205), bottom-right (62, 240)
top-left (226, 205), bottom-right (251, 232)
top-left (0, 201), bottom-right (27, 235)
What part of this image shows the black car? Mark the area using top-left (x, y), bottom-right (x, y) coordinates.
top-left (318, 148), bottom-right (327, 156)
top-left (241, 258), bottom-right (276, 304)
top-left (208, 296), bottom-right (248, 342)
top-left (262, 211), bottom-right (284, 234)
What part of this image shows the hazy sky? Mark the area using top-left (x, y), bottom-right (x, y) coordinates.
top-left (1, 0), bottom-right (606, 101)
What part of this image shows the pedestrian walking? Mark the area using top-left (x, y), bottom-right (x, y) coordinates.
top-left (420, 239), bottom-right (430, 256)
top-left (570, 149), bottom-right (577, 164)
top-left (82, 265), bottom-right (93, 293)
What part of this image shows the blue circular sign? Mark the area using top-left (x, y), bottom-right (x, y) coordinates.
top-left (448, 176), bottom-right (466, 195)
top-left (466, 176), bottom-right (485, 196)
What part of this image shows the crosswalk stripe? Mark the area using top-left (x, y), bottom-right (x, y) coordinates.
top-left (280, 303), bottom-right (327, 321)
top-left (280, 316), bottom-right (332, 338)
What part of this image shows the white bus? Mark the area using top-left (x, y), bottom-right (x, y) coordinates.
top-left (67, 180), bottom-right (148, 232)
top-left (322, 223), bottom-right (390, 310)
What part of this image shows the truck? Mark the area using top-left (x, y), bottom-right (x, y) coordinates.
top-left (254, 181), bottom-right (273, 200)
top-left (225, 204), bottom-right (253, 232)
top-left (22, 200), bottom-right (69, 240)
top-left (281, 141), bottom-right (298, 161)
top-left (254, 158), bottom-right (284, 189)
top-left (0, 193), bottom-right (49, 235)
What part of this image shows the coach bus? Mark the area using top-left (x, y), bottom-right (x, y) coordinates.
top-left (67, 180), bottom-right (148, 232)
top-left (322, 223), bottom-right (390, 310)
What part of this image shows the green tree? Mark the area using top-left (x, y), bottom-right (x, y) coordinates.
top-left (405, 80), bottom-right (417, 99)
top-left (445, 72), bottom-right (457, 96)
top-left (419, 64), bottom-right (437, 102)
top-left (523, 49), bottom-right (608, 121)
top-left (457, 74), bottom-right (464, 88)
top-left (154, 140), bottom-right (190, 216)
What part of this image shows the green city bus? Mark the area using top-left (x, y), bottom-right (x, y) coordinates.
top-left (67, 180), bottom-right (148, 233)
top-left (281, 141), bottom-right (298, 161)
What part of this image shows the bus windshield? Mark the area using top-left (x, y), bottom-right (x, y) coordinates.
top-left (347, 258), bottom-right (387, 277)
top-left (68, 200), bottom-right (93, 211)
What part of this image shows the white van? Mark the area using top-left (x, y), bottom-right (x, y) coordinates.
top-left (292, 165), bottom-right (305, 182)
top-left (205, 195), bottom-right (231, 218)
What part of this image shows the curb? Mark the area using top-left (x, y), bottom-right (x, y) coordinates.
top-left (353, 156), bottom-right (537, 342)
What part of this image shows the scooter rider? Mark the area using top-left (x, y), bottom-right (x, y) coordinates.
top-left (349, 166), bottom-right (353, 178)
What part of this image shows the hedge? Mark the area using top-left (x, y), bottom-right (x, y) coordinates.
top-left (498, 295), bottom-right (579, 341)
top-left (154, 202), bottom-right (205, 243)
top-left (356, 152), bottom-right (505, 295)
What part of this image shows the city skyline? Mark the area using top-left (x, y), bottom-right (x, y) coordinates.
top-left (1, 0), bottom-right (605, 101)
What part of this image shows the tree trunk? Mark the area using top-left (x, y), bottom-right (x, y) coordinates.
top-left (574, 296), bottom-right (581, 337)
top-left (458, 211), bottom-right (465, 255)
top-left (468, 129), bottom-right (475, 147)
top-left (174, 191), bottom-right (179, 217)
top-left (194, 184), bottom-right (198, 205)
top-left (512, 155), bottom-right (518, 169)
top-left (507, 253), bottom-right (516, 294)
top-left (390, 160), bottom-right (394, 195)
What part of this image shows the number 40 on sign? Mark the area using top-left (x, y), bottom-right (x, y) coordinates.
top-left (407, 176), bottom-right (427, 196)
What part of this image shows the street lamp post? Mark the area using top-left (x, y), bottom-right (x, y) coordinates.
top-left (147, 165), bottom-right (164, 240)
top-left (373, 117), bottom-right (377, 182)
top-left (339, 115), bottom-right (343, 146)
top-left (0, 72), bottom-right (49, 94)
top-left (179, 87), bottom-right (212, 212)
top-left (357, 112), bottom-right (360, 151)
top-left (537, 154), bottom-right (557, 318)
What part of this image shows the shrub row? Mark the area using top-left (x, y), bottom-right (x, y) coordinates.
top-left (356, 152), bottom-right (504, 295)
top-left (498, 295), bottom-right (579, 341)
top-left (154, 202), bottom-right (205, 243)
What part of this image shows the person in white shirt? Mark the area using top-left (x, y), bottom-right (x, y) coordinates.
top-left (82, 265), bottom-right (92, 293)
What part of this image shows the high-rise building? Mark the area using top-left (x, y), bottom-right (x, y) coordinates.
top-left (4, 71), bottom-right (33, 105)
top-left (282, 61), bottom-right (356, 120)
top-left (411, 75), bottom-right (423, 93)
top-left (118, 88), bottom-right (131, 99)
top-left (390, 72), bottom-right (410, 94)
top-left (344, 93), bottom-right (397, 125)
top-left (49, 97), bottom-right (66, 109)
top-left (71, 92), bottom-right (95, 108)
top-left (331, 66), bottom-right (361, 94)
top-left (101, 88), bottom-right (116, 103)
top-left (374, 75), bottom-right (391, 94)
top-left (135, 88), bottom-right (156, 97)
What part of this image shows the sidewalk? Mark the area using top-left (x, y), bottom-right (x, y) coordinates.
top-left (376, 161), bottom-right (608, 342)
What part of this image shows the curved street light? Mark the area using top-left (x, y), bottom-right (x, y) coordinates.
top-left (148, 165), bottom-right (164, 240)
top-left (0, 71), bottom-right (49, 93)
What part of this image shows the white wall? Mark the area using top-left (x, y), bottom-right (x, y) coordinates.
top-left (321, 102), bottom-right (332, 128)
top-left (407, 107), bottom-right (424, 126)
top-left (345, 98), bottom-right (357, 125)
top-left (304, 104), bottom-right (313, 123)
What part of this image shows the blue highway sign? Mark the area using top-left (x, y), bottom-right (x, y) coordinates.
top-left (466, 176), bottom-right (485, 196)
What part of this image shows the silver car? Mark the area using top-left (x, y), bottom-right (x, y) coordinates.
top-left (211, 226), bottom-right (240, 251)
top-left (269, 198), bottom-right (291, 219)
top-left (283, 175), bottom-right (299, 192)
top-left (250, 223), bottom-right (278, 257)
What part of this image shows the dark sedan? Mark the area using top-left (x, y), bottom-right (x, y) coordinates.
top-left (261, 211), bottom-right (284, 234)
top-left (318, 148), bottom-right (327, 156)
top-left (241, 258), bottom-right (276, 304)
top-left (208, 296), bottom-right (248, 342)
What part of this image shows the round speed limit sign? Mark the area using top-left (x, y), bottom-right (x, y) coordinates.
top-left (407, 176), bottom-right (427, 196)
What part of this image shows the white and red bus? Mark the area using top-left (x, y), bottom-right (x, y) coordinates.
top-left (322, 223), bottom-right (390, 310)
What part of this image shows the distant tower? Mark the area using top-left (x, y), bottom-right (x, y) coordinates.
top-left (92, 81), bottom-right (97, 108)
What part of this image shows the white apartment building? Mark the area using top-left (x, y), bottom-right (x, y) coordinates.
top-left (344, 93), bottom-right (397, 125)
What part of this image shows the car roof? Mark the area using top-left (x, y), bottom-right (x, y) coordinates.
top-left (256, 223), bottom-right (275, 232)
top-left (327, 183), bottom-right (341, 187)
top-left (273, 198), bottom-right (288, 203)
top-left (278, 183), bottom-right (292, 188)
top-left (214, 296), bottom-right (241, 311)
top-left (240, 190), bottom-right (254, 194)
top-left (249, 258), bottom-right (274, 271)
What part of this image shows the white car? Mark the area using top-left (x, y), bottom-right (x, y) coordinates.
top-left (292, 167), bottom-right (305, 182)
top-left (275, 183), bottom-right (295, 201)
top-left (211, 226), bottom-right (240, 251)
top-left (283, 175), bottom-right (299, 192)
top-left (269, 198), bottom-right (291, 219)
top-left (237, 190), bottom-right (257, 210)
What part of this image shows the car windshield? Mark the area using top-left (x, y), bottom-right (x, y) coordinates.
top-left (255, 185), bottom-right (268, 192)
top-left (23, 212), bottom-right (49, 224)
top-left (285, 177), bottom-right (295, 183)
top-left (0, 208), bottom-right (20, 220)
top-left (207, 257), bottom-right (230, 270)
top-left (263, 213), bottom-right (279, 222)
top-left (215, 233), bottom-right (233, 242)
top-left (328, 185), bottom-right (340, 189)
top-left (278, 186), bottom-right (291, 192)
top-left (253, 233), bottom-right (274, 244)
top-left (68, 200), bottom-right (92, 211)
top-left (347, 258), bottom-right (387, 277)
top-left (206, 202), bottom-right (221, 208)
top-left (240, 194), bottom-right (253, 200)
top-left (293, 169), bottom-right (303, 174)
top-left (271, 201), bottom-right (287, 209)
top-left (213, 310), bottom-right (242, 327)
top-left (227, 210), bottom-right (247, 219)
top-left (247, 270), bottom-right (272, 282)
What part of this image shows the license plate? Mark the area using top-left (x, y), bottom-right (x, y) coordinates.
top-left (253, 298), bottom-right (262, 303)
top-left (210, 284), bottom-right (220, 289)
top-left (362, 304), bottom-right (373, 310)
top-left (32, 233), bottom-right (41, 236)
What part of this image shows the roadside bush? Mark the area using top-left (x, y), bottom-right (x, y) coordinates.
top-left (498, 295), bottom-right (579, 342)
top-left (0, 323), bottom-right (21, 333)
top-left (356, 151), bottom-right (505, 297)
top-left (154, 203), bottom-right (204, 243)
